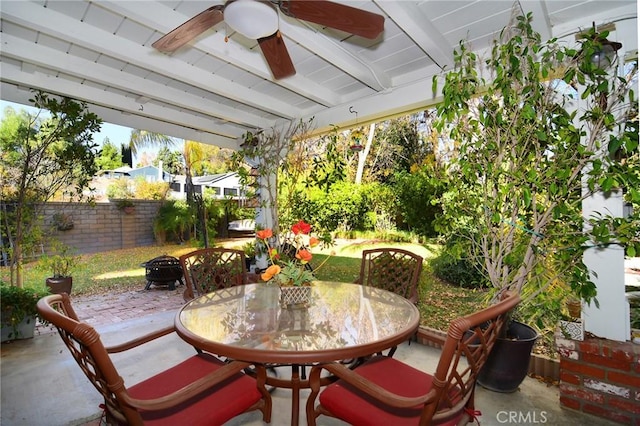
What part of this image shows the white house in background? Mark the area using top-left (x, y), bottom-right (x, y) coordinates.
top-left (169, 172), bottom-right (245, 200)
top-left (93, 166), bottom-right (245, 202)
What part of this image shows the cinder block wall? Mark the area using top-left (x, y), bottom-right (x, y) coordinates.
top-left (40, 201), bottom-right (162, 254)
top-left (557, 335), bottom-right (640, 424)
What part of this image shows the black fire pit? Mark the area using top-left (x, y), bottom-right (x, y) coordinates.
top-left (142, 255), bottom-right (184, 290)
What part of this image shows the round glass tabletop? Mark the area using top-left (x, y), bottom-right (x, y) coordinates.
top-left (176, 281), bottom-right (420, 364)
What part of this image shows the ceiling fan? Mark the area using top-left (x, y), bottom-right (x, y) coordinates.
top-left (152, 0), bottom-right (385, 80)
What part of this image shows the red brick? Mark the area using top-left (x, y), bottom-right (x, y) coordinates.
top-left (608, 370), bottom-right (640, 388)
top-left (583, 353), bottom-right (631, 371)
top-left (609, 395), bottom-right (640, 414)
top-left (579, 341), bottom-right (602, 356)
top-left (611, 345), bottom-right (636, 363)
top-left (559, 396), bottom-right (581, 410)
top-left (560, 371), bottom-right (581, 385)
top-left (562, 359), bottom-right (606, 379)
top-left (583, 403), bottom-right (632, 423)
top-left (560, 383), bottom-right (605, 404)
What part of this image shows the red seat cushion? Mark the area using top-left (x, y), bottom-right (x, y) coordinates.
top-left (127, 353), bottom-right (261, 425)
top-left (319, 356), bottom-right (463, 426)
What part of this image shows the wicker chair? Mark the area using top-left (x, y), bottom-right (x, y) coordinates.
top-left (355, 248), bottom-right (423, 304)
top-left (180, 248), bottom-right (247, 301)
top-left (37, 293), bottom-right (272, 426)
top-left (306, 292), bottom-right (521, 426)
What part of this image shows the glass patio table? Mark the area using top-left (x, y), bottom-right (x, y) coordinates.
top-left (175, 281), bottom-right (420, 426)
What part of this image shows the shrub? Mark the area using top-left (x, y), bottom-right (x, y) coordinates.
top-left (392, 165), bottom-right (446, 237)
top-left (134, 176), bottom-right (169, 200)
top-left (106, 178), bottom-right (134, 199)
top-left (430, 252), bottom-right (488, 289)
top-left (0, 285), bottom-right (47, 330)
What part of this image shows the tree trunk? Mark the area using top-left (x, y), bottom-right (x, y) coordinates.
top-left (355, 123), bottom-right (375, 185)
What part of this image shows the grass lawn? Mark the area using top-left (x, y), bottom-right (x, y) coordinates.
top-left (0, 238), bottom-right (485, 332)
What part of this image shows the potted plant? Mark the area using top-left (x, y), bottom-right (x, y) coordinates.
top-left (116, 199), bottom-right (135, 214)
top-left (39, 241), bottom-right (80, 295)
top-left (241, 240), bottom-right (257, 271)
top-left (256, 220), bottom-right (332, 307)
top-left (434, 11), bottom-right (638, 392)
top-left (1, 285), bottom-right (46, 342)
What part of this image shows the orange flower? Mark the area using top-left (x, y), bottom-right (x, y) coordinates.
top-left (296, 249), bottom-right (312, 264)
top-left (291, 220), bottom-right (311, 235)
top-left (257, 229), bottom-right (273, 240)
top-left (309, 237), bottom-right (319, 248)
top-left (261, 264), bottom-right (281, 281)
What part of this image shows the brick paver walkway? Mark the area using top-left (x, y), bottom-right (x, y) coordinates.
top-left (37, 285), bottom-right (186, 333)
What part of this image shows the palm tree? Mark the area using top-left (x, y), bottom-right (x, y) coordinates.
top-left (183, 140), bottom-right (209, 246)
top-left (128, 129), bottom-right (175, 156)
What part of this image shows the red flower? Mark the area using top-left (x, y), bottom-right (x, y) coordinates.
top-left (291, 220), bottom-right (311, 235)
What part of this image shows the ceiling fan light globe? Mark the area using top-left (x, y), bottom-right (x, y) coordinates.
top-left (225, 0), bottom-right (278, 39)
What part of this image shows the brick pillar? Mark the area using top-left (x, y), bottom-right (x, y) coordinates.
top-left (556, 334), bottom-right (640, 424)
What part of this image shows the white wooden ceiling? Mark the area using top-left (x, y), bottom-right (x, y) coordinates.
top-left (1, 1), bottom-right (637, 150)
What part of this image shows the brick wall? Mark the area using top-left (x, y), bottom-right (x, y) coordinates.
top-left (556, 334), bottom-right (640, 424)
top-left (40, 201), bottom-right (162, 255)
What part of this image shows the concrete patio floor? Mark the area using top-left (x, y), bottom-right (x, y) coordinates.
top-left (1, 288), bottom-right (620, 426)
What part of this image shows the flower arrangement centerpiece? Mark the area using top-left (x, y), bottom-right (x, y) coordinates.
top-left (257, 220), bottom-right (320, 306)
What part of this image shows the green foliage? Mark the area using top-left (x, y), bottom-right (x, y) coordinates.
top-left (432, 12), bottom-right (637, 311)
top-left (377, 115), bottom-right (431, 175)
top-left (392, 160), bottom-right (447, 237)
top-left (0, 284), bottom-right (47, 328)
top-left (290, 182), bottom-right (372, 232)
top-left (229, 119), bottom-right (317, 236)
top-left (37, 241), bottom-right (79, 278)
top-left (106, 178), bottom-right (135, 199)
top-left (242, 241), bottom-right (257, 258)
top-left (430, 252), bottom-right (488, 289)
top-left (115, 199), bottom-right (135, 210)
top-left (153, 147), bottom-right (183, 175)
top-left (133, 176), bottom-right (169, 200)
top-left (306, 127), bottom-right (346, 192)
top-left (0, 91), bottom-right (102, 286)
top-left (153, 200), bottom-right (194, 243)
top-left (128, 129), bottom-right (175, 156)
top-left (95, 137), bottom-right (124, 170)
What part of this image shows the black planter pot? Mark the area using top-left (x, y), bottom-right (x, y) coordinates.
top-left (477, 321), bottom-right (538, 393)
top-left (46, 276), bottom-right (73, 295)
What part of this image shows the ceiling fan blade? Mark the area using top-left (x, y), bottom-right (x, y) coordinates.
top-left (281, 0), bottom-right (384, 39)
top-left (152, 5), bottom-right (224, 52)
top-left (258, 32), bottom-right (296, 80)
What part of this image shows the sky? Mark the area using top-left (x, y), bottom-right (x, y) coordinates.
top-left (0, 99), bottom-right (170, 166)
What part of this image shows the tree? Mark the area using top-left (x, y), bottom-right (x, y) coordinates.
top-left (196, 145), bottom-right (234, 175)
top-left (433, 11), bottom-right (638, 324)
top-left (95, 137), bottom-right (124, 170)
top-left (183, 140), bottom-right (208, 245)
top-left (128, 129), bottom-right (175, 156)
top-left (0, 92), bottom-right (102, 287)
top-left (154, 147), bottom-right (183, 175)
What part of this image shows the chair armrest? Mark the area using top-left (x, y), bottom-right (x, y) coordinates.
top-left (312, 361), bottom-right (434, 409)
top-left (105, 325), bottom-right (176, 353)
top-left (120, 360), bottom-right (255, 411)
